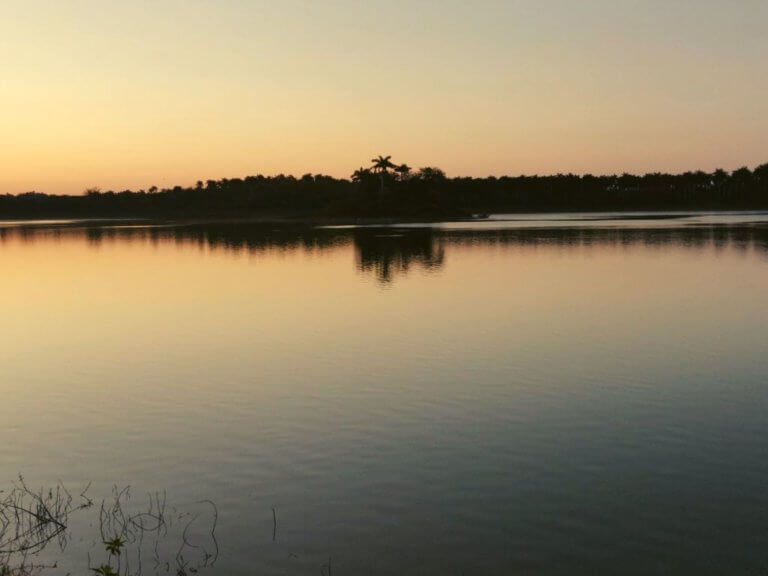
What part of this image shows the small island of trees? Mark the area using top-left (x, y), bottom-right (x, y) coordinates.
top-left (1, 157), bottom-right (767, 220)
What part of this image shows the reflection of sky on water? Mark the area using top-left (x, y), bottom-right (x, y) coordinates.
top-left (3, 214), bottom-right (768, 575)
top-left (324, 211), bottom-right (768, 231)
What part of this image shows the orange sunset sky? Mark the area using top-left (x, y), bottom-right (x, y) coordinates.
top-left (2, 0), bottom-right (767, 195)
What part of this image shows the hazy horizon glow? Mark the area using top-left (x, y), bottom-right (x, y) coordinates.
top-left (2, 0), bottom-right (767, 195)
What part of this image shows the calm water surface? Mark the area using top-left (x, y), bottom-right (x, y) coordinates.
top-left (2, 213), bottom-right (768, 574)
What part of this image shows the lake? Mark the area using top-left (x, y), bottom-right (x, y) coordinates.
top-left (2, 212), bottom-right (768, 575)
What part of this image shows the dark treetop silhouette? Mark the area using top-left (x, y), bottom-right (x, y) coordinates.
top-left (2, 157), bottom-right (768, 220)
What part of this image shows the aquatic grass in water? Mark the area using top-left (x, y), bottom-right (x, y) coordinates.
top-left (0, 479), bottom-right (217, 576)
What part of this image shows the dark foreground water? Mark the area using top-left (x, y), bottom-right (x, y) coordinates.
top-left (2, 212), bottom-right (768, 575)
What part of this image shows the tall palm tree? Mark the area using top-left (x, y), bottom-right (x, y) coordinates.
top-left (370, 155), bottom-right (397, 194)
top-left (371, 155), bottom-right (396, 174)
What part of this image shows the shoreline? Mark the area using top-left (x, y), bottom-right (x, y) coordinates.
top-left (3, 208), bottom-right (768, 230)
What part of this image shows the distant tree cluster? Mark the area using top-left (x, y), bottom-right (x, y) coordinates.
top-left (2, 157), bottom-right (767, 219)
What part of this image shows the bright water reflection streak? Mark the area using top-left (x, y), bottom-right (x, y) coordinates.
top-left (1, 214), bottom-right (768, 575)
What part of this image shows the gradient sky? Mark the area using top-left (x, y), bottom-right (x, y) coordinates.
top-left (2, 0), bottom-right (767, 194)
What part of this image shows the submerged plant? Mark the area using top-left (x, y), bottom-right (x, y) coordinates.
top-left (103, 537), bottom-right (125, 557)
top-left (0, 479), bottom-right (217, 576)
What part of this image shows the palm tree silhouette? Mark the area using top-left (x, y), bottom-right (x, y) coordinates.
top-left (370, 155), bottom-right (397, 193)
top-left (371, 155), bottom-right (396, 174)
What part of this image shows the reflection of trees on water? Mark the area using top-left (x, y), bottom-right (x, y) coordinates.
top-left (2, 221), bottom-right (768, 283)
top-left (80, 223), bottom-right (352, 255)
top-left (439, 225), bottom-right (768, 254)
top-left (353, 229), bottom-right (445, 284)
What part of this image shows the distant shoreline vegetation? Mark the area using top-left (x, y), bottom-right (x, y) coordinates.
top-left (2, 157), bottom-right (768, 220)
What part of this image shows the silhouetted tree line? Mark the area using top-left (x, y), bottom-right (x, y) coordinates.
top-left (2, 158), bottom-right (768, 219)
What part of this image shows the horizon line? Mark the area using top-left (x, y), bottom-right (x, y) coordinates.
top-left (6, 161), bottom-right (767, 198)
